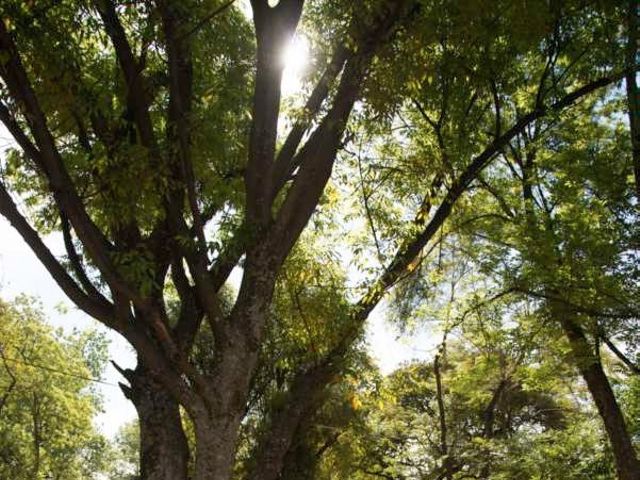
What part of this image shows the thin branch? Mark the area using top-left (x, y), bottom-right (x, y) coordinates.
top-left (476, 175), bottom-right (516, 218)
top-left (490, 78), bottom-right (501, 138)
top-left (60, 212), bottom-right (108, 302)
top-left (314, 431), bottom-right (342, 459)
top-left (287, 279), bottom-right (319, 358)
top-left (180, 0), bottom-right (237, 40)
top-left (433, 352), bottom-right (448, 457)
top-left (515, 286), bottom-right (640, 321)
top-left (413, 98), bottom-right (438, 129)
top-left (602, 336), bottom-right (640, 375)
top-left (356, 143), bottom-right (384, 264)
top-left (0, 345), bottom-right (17, 416)
top-left (0, 103), bottom-right (44, 172)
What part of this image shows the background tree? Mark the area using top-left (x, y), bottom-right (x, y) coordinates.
top-left (308, 312), bottom-right (616, 480)
top-left (460, 92), bottom-right (640, 478)
top-left (106, 420), bottom-right (142, 480)
top-left (377, 82), bottom-right (640, 478)
top-left (0, 295), bottom-right (111, 480)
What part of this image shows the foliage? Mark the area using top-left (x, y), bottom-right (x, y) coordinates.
top-left (314, 321), bottom-right (616, 480)
top-left (105, 420), bottom-right (141, 480)
top-left (0, 295), bottom-right (111, 480)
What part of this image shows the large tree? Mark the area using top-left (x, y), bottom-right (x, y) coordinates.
top-left (0, 1), bottom-right (636, 479)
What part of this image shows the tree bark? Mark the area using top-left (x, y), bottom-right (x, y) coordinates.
top-left (433, 354), bottom-right (454, 480)
top-left (626, 0), bottom-right (640, 198)
top-left (31, 394), bottom-right (41, 480)
top-left (191, 406), bottom-right (247, 480)
top-left (558, 310), bottom-right (640, 480)
top-left (122, 364), bottom-right (190, 480)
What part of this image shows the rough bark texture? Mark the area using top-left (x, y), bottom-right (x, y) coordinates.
top-left (192, 415), bottom-right (242, 480)
top-left (187, 254), bottom-right (278, 480)
top-left (124, 365), bottom-right (190, 480)
top-left (558, 311), bottom-right (640, 480)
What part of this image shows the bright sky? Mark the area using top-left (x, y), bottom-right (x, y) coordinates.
top-left (281, 35), bottom-right (309, 96)
top-left (0, 8), bottom-right (434, 438)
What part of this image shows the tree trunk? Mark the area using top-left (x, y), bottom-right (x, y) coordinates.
top-left (31, 394), bottom-right (41, 480)
top-left (434, 354), bottom-right (454, 480)
top-left (191, 409), bottom-right (245, 480)
top-left (123, 364), bottom-right (190, 480)
top-left (558, 312), bottom-right (640, 480)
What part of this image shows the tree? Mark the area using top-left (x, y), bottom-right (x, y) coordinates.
top-left (426, 83), bottom-right (640, 477)
top-left (0, 295), bottom-right (111, 479)
top-left (106, 420), bottom-right (142, 480)
top-left (0, 1), bottom-right (635, 479)
top-left (310, 315), bottom-right (615, 480)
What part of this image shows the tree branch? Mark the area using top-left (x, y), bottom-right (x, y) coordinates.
top-left (180, 0), bottom-right (237, 40)
top-left (0, 343), bottom-right (17, 417)
top-left (0, 182), bottom-right (116, 326)
top-left (94, 0), bottom-right (156, 149)
top-left (246, 0), bottom-right (304, 226)
top-left (321, 68), bottom-right (633, 367)
top-left (601, 336), bottom-right (640, 375)
top-left (271, 43), bottom-right (349, 196)
top-left (626, 0), bottom-right (640, 199)
top-left (0, 20), bottom-right (138, 302)
top-left (270, 0), bottom-right (410, 264)
top-left (60, 212), bottom-right (109, 303)
top-left (433, 353), bottom-right (448, 457)
top-left (248, 360), bottom-right (334, 480)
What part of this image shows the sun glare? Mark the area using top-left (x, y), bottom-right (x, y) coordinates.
top-left (281, 35), bottom-right (309, 96)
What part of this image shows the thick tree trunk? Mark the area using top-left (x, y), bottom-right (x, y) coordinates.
top-left (559, 312), bottom-right (640, 480)
top-left (123, 364), bottom-right (190, 480)
top-left (186, 254), bottom-right (280, 480)
top-left (191, 412), bottom-right (243, 480)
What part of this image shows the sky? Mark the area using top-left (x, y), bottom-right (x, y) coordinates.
top-left (0, 3), bottom-right (435, 438)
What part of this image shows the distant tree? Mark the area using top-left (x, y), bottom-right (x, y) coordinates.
top-left (314, 320), bottom-right (615, 480)
top-left (0, 296), bottom-right (110, 480)
top-left (106, 420), bottom-right (141, 480)
top-left (457, 93), bottom-right (640, 478)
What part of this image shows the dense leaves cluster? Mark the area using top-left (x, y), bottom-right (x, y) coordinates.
top-left (0, 297), bottom-right (110, 479)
